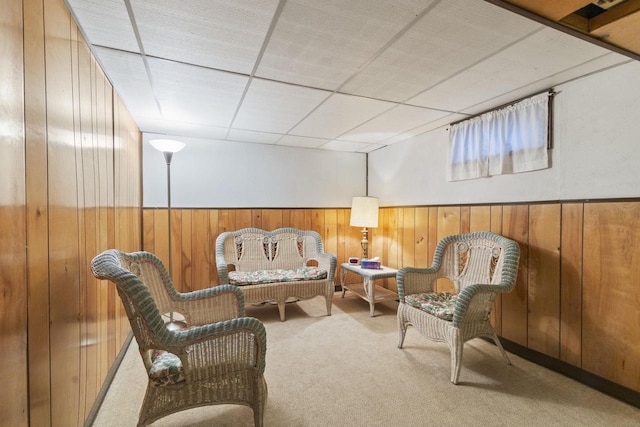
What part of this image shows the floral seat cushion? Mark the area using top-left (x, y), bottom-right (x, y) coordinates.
top-left (404, 292), bottom-right (457, 321)
top-left (149, 350), bottom-right (185, 387)
top-left (228, 266), bottom-right (327, 286)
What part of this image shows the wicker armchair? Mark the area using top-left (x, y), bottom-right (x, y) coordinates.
top-left (91, 250), bottom-right (268, 426)
top-left (397, 231), bottom-right (520, 384)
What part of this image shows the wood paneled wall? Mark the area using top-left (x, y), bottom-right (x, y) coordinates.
top-left (1, 0), bottom-right (142, 425)
top-left (143, 202), bottom-right (640, 393)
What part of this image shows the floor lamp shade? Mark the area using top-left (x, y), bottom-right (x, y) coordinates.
top-left (149, 138), bottom-right (186, 154)
top-left (350, 196), bottom-right (379, 260)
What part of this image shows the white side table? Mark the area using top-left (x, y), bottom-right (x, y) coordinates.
top-left (340, 263), bottom-right (398, 317)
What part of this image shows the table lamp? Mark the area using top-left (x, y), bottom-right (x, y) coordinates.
top-left (350, 196), bottom-right (379, 260)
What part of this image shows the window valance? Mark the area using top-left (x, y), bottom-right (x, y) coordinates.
top-left (448, 91), bottom-right (552, 181)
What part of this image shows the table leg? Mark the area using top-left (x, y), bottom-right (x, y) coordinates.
top-left (364, 277), bottom-right (376, 317)
top-left (340, 268), bottom-right (348, 298)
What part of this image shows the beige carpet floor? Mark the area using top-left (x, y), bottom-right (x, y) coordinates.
top-left (93, 293), bottom-right (640, 427)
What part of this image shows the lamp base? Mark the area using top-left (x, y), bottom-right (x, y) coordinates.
top-left (361, 227), bottom-right (369, 260)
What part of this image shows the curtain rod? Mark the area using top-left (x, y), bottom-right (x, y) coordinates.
top-left (449, 89), bottom-right (557, 127)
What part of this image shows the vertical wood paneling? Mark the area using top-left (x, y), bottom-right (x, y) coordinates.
top-left (218, 209), bottom-right (237, 234)
top-left (181, 210), bottom-right (192, 292)
top-left (262, 209), bottom-right (282, 230)
top-left (436, 207), bottom-right (460, 292)
top-left (23, 0), bottom-right (50, 424)
top-left (208, 210), bottom-right (219, 286)
top-left (490, 205), bottom-right (503, 334)
top-left (192, 210), bottom-right (210, 290)
top-left (402, 208), bottom-right (415, 268)
top-left (237, 209), bottom-right (252, 229)
top-left (251, 208), bottom-right (262, 228)
top-left (138, 200), bottom-right (640, 396)
top-left (414, 207), bottom-right (429, 268)
top-left (153, 210), bottom-right (169, 267)
top-left (336, 209), bottom-right (347, 282)
top-left (44, 0), bottom-right (81, 423)
top-left (170, 209), bottom-right (183, 287)
top-left (437, 206), bottom-right (461, 240)
top-left (428, 207), bottom-right (438, 264)
top-left (460, 206), bottom-right (470, 234)
top-left (143, 209), bottom-right (155, 252)
top-left (528, 204), bottom-right (561, 357)
top-left (469, 206), bottom-right (491, 232)
top-left (324, 209), bottom-right (338, 264)
top-left (1, 0), bottom-right (28, 425)
top-left (70, 25), bottom-right (89, 425)
top-left (501, 205), bottom-right (529, 346)
top-left (560, 203), bottom-right (583, 367)
top-left (5, 0), bottom-right (142, 424)
top-left (583, 203), bottom-right (640, 390)
top-left (289, 209), bottom-right (306, 230)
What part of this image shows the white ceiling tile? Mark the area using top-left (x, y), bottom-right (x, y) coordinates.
top-left (339, 105), bottom-right (451, 142)
top-left (408, 27), bottom-right (616, 112)
top-left (227, 129), bottom-right (282, 145)
top-left (147, 57), bottom-right (249, 127)
top-left (136, 118), bottom-right (229, 140)
top-left (93, 47), bottom-right (160, 120)
top-left (341, 0), bottom-right (542, 102)
top-left (383, 112), bottom-right (468, 144)
top-left (290, 93), bottom-right (395, 139)
top-left (257, 0), bottom-right (434, 90)
top-left (357, 143), bottom-right (386, 153)
top-left (459, 52), bottom-right (631, 116)
top-left (277, 135), bottom-right (329, 149)
top-left (320, 140), bottom-right (374, 152)
top-left (67, 0), bottom-right (139, 52)
top-left (232, 78), bottom-right (331, 133)
top-left (130, 0), bottom-right (280, 73)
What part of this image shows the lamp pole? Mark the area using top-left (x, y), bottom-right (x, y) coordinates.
top-left (149, 139), bottom-right (185, 278)
top-left (163, 151), bottom-right (175, 277)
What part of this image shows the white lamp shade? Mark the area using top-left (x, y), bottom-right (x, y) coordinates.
top-left (149, 139), bottom-right (186, 153)
top-left (350, 196), bottom-right (379, 228)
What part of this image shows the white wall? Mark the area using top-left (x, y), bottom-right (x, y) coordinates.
top-left (369, 60), bottom-right (640, 206)
top-left (143, 134), bottom-right (366, 208)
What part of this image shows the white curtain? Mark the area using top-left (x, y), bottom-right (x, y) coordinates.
top-left (448, 92), bottom-right (550, 181)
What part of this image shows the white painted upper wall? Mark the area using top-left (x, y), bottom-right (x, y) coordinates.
top-left (369, 60), bottom-right (640, 206)
top-left (143, 61), bottom-right (640, 209)
top-left (143, 134), bottom-right (366, 208)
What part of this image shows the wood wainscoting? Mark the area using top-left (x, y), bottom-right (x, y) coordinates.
top-left (1, 0), bottom-right (142, 425)
top-left (142, 202), bottom-right (640, 400)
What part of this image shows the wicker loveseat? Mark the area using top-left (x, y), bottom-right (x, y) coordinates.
top-left (216, 228), bottom-right (337, 321)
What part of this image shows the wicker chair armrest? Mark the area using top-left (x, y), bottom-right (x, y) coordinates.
top-left (311, 253), bottom-right (337, 281)
top-left (451, 283), bottom-right (509, 326)
top-left (215, 251), bottom-right (231, 284)
top-left (397, 266), bottom-right (440, 300)
top-left (173, 284), bottom-right (245, 325)
top-left (170, 317), bottom-right (268, 376)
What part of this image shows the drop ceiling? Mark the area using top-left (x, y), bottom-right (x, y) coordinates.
top-left (65, 0), bottom-right (636, 153)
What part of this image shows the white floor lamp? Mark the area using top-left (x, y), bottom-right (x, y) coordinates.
top-left (149, 138), bottom-right (185, 330)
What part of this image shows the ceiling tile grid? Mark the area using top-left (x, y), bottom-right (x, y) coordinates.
top-left (93, 47), bottom-right (160, 121)
top-left (408, 27), bottom-right (624, 112)
top-left (255, 0), bottom-right (435, 90)
top-left (340, 0), bottom-right (543, 102)
top-left (66, 0), bottom-right (637, 153)
top-left (130, 0), bottom-right (280, 73)
top-left (147, 57), bottom-right (249, 127)
top-left (67, 0), bottom-right (139, 52)
top-left (231, 78), bottom-right (331, 134)
top-left (289, 93), bottom-right (396, 139)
